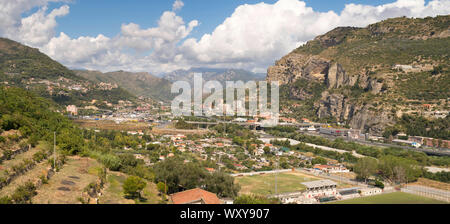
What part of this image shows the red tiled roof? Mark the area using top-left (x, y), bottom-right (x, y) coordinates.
top-left (170, 188), bottom-right (222, 204)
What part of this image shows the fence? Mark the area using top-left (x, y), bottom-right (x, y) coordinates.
top-left (230, 169), bottom-right (292, 177)
top-left (401, 185), bottom-right (449, 203)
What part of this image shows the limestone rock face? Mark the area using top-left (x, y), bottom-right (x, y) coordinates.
top-left (266, 16), bottom-right (449, 135)
top-left (317, 92), bottom-right (394, 133)
top-left (267, 54), bottom-right (329, 85)
top-left (326, 63), bottom-right (357, 89)
top-left (267, 52), bottom-right (393, 134)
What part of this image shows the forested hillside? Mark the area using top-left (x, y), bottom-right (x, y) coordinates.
top-left (0, 38), bottom-right (135, 108)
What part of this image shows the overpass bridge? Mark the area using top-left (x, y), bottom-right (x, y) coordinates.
top-left (184, 120), bottom-right (325, 129)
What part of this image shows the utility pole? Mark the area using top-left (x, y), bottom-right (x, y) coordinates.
top-left (53, 132), bottom-right (56, 171)
top-left (340, 158), bottom-right (344, 185)
top-left (275, 155), bottom-right (279, 195)
top-left (218, 154), bottom-right (222, 172)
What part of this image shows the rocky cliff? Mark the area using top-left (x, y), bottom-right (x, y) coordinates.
top-left (267, 16), bottom-right (450, 134)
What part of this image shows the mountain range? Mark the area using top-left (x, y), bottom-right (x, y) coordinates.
top-left (74, 70), bottom-right (173, 102)
top-left (163, 67), bottom-right (266, 86)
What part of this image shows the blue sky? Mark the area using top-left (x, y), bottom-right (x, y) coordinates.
top-left (4, 0), bottom-right (445, 74)
top-left (46, 0), bottom-right (408, 39)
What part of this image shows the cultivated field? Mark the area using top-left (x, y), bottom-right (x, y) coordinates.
top-left (329, 192), bottom-right (448, 204)
top-left (74, 119), bottom-right (151, 131)
top-left (151, 128), bottom-right (210, 136)
top-left (235, 171), bottom-right (320, 196)
top-left (32, 156), bottom-right (102, 204)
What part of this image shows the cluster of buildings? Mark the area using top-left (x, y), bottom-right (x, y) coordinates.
top-left (402, 136), bottom-right (450, 149)
top-left (278, 179), bottom-right (383, 204)
top-left (319, 127), bottom-right (365, 140)
top-left (23, 77), bottom-right (95, 95)
top-left (311, 164), bottom-right (350, 174)
top-left (392, 64), bottom-right (433, 73)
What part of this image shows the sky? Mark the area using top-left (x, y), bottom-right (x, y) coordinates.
top-left (0, 0), bottom-right (449, 75)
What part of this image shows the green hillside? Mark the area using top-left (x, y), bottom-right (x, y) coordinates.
top-left (74, 70), bottom-right (173, 102)
top-left (0, 38), bottom-right (136, 108)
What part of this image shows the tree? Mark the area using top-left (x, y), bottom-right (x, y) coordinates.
top-left (311, 157), bottom-right (327, 165)
top-left (374, 179), bottom-right (385, 189)
top-left (147, 144), bottom-right (160, 151)
top-left (263, 146), bottom-right (271, 155)
top-left (153, 157), bottom-right (207, 194)
top-left (154, 157), bottom-right (240, 196)
top-left (123, 176), bottom-right (146, 199)
top-left (378, 155), bottom-right (422, 184)
top-left (156, 182), bottom-right (166, 194)
top-left (204, 172), bottom-right (240, 198)
top-left (353, 157), bottom-right (378, 183)
top-left (431, 65), bottom-right (443, 75)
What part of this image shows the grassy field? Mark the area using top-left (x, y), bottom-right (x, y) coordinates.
top-left (235, 171), bottom-right (320, 196)
top-left (99, 171), bottom-right (161, 204)
top-left (329, 192), bottom-right (448, 204)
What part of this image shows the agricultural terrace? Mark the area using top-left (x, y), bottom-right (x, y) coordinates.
top-left (32, 156), bottom-right (102, 204)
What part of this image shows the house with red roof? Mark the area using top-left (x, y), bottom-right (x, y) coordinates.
top-left (169, 188), bottom-right (222, 204)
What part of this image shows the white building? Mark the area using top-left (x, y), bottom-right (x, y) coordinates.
top-left (360, 187), bottom-right (382, 196)
top-left (66, 105), bottom-right (78, 116)
top-left (302, 180), bottom-right (337, 199)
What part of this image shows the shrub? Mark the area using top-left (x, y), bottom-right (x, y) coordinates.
top-left (123, 176), bottom-right (146, 199)
top-left (2, 149), bottom-right (13, 160)
top-left (100, 154), bottom-right (122, 171)
top-left (156, 182), bottom-right (166, 194)
top-left (11, 181), bottom-right (37, 204)
top-left (33, 151), bottom-right (47, 163)
top-left (0, 196), bottom-right (12, 204)
top-left (374, 180), bottom-right (385, 189)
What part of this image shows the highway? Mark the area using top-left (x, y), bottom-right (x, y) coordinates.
top-left (185, 120), bottom-right (450, 156)
top-left (301, 131), bottom-right (450, 156)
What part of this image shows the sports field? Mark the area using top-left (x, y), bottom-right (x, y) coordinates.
top-left (235, 171), bottom-right (319, 196)
top-left (329, 192), bottom-right (448, 204)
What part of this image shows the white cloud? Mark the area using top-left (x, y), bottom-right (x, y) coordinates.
top-left (0, 0), bottom-right (68, 47)
top-left (19, 5), bottom-right (69, 46)
top-left (172, 0), bottom-right (184, 11)
top-left (117, 11), bottom-right (198, 62)
top-left (40, 9), bottom-right (198, 74)
top-left (43, 32), bottom-right (111, 64)
top-left (181, 0), bottom-right (450, 72)
top-left (0, 0), bottom-right (449, 74)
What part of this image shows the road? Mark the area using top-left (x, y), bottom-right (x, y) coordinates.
top-left (258, 132), bottom-right (365, 158)
top-left (301, 131), bottom-right (450, 156)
